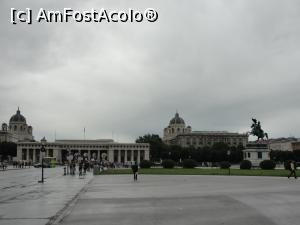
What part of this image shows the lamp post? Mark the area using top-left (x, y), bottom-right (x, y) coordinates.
top-left (38, 137), bottom-right (46, 183)
top-left (227, 150), bottom-right (231, 176)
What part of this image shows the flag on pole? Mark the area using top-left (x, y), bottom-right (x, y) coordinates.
top-left (84, 127), bottom-right (86, 140)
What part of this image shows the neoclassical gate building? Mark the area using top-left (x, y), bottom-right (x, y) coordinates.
top-left (17, 139), bottom-right (150, 164)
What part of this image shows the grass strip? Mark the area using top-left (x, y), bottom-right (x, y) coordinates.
top-left (100, 168), bottom-right (290, 177)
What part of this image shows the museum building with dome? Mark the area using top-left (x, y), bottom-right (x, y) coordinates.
top-left (0, 108), bottom-right (34, 143)
top-left (163, 112), bottom-right (248, 148)
top-left (1, 108), bottom-right (149, 164)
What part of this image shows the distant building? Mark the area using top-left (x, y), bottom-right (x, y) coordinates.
top-left (17, 139), bottom-right (149, 164)
top-left (268, 138), bottom-right (299, 151)
top-left (163, 112), bottom-right (248, 148)
top-left (291, 142), bottom-right (300, 151)
top-left (0, 108), bottom-right (34, 143)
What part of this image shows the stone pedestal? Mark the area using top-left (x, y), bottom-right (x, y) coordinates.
top-left (243, 143), bottom-right (270, 167)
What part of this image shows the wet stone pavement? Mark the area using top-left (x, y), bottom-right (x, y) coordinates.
top-left (59, 175), bottom-right (300, 225)
top-left (1, 169), bottom-right (300, 225)
top-left (0, 167), bottom-right (93, 225)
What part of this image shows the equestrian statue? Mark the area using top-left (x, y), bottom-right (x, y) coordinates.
top-left (250, 118), bottom-right (268, 141)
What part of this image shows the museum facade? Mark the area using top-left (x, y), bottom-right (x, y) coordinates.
top-left (17, 139), bottom-right (150, 164)
top-left (0, 108), bottom-right (150, 164)
top-left (163, 112), bottom-right (248, 148)
top-left (0, 108), bottom-right (34, 143)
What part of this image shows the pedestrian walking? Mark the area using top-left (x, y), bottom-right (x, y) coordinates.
top-left (79, 162), bottom-right (83, 178)
top-left (131, 162), bottom-right (139, 181)
top-left (288, 161), bottom-right (297, 179)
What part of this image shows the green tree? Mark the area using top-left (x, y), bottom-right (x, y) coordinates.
top-left (136, 134), bottom-right (166, 161)
top-left (0, 142), bottom-right (17, 160)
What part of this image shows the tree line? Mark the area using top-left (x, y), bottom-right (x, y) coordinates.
top-left (136, 134), bottom-right (244, 163)
top-left (136, 134), bottom-right (300, 164)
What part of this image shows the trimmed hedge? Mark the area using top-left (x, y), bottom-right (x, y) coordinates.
top-left (219, 161), bottom-right (231, 169)
top-left (162, 159), bottom-right (175, 169)
top-left (240, 160), bottom-right (252, 170)
top-left (139, 160), bottom-right (152, 169)
top-left (182, 159), bottom-right (197, 168)
top-left (259, 160), bottom-right (276, 170)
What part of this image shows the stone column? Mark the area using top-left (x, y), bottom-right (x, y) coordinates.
top-left (26, 149), bottom-right (29, 161)
top-left (137, 150), bottom-right (141, 163)
top-left (40, 148), bottom-right (43, 163)
top-left (88, 150), bottom-right (91, 160)
top-left (145, 147), bottom-right (150, 160)
top-left (131, 150), bottom-right (134, 162)
top-left (97, 151), bottom-right (100, 160)
top-left (17, 147), bottom-right (22, 161)
top-left (118, 150), bottom-right (121, 163)
top-left (33, 149), bottom-right (36, 163)
top-left (108, 149), bottom-right (114, 162)
top-left (53, 149), bottom-right (60, 163)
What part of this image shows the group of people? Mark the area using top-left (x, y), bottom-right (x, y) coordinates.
top-left (12, 160), bottom-right (32, 168)
top-left (0, 161), bottom-right (8, 170)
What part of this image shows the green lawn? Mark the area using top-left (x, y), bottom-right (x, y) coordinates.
top-left (100, 168), bottom-right (290, 177)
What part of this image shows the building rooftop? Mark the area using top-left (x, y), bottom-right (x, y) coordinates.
top-left (55, 139), bottom-right (114, 144)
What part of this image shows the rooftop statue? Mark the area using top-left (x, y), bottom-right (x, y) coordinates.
top-left (250, 118), bottom-right (268, 141)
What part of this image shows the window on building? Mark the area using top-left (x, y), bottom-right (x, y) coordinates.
top-left (247, 152), bottom-right (251, 158)
top-left (48, 149), bottom-right (53, 157)
top-left (186, 138), bottom-right (190, 145)
top-left (258, 152), bottom-right (262, 159)
top-left (192, 138), bottom-right (196, 145)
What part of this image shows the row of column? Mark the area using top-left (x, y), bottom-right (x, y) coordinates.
top-left (116, 150), bottom-right (142, 163)
top-left (20, 148), bottom-right (54, 162)
top-left (69, 149), bottom-right (146, 163)
top-left (18, 148), bottom-right (149, 163)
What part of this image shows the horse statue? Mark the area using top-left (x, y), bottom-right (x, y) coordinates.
top-left (250, 118), bottom-right (268, 141)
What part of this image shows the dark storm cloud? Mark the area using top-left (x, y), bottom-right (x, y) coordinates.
top-left (0, 0), bottom-right (300, 142)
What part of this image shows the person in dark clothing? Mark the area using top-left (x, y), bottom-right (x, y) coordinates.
top-left (131, 162), bottom-right (139, 181)
top-left (288, 161), bottom-right (297, 179)
top-left (79, 162), bottom-right (83, 177)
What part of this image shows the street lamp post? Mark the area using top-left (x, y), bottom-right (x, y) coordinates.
top-left (227, 150), bottom-right (231, 176)
top-left (38, 137), bottom-right (46, 183)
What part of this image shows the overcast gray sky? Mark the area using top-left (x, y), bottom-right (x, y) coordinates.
top-left (1, 0), bottom-right (300, 142)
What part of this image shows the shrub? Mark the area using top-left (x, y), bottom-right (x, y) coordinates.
top-left (162, 159), bottom-right (175, 169)
top-left (219, 161), bottom-right (231, 169)
top-left (284, 161), bottom-right (291, 170)
top-left (182, 159), bottom-right (197, 168)
top-left (139, 160), bottom-right (152, 169)
top-left (259, 160), bottom-right (276, 170)
top-left (240, 160), bottom-right (252, 170)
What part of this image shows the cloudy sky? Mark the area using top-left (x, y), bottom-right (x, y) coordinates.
top-left (0, 0), bottom-right (300, 142)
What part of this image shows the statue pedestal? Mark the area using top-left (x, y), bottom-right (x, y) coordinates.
top-left (243, 143), bottom-right (270, 167)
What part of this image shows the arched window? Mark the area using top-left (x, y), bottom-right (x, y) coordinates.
top-left (14, 125), bottom-right (17, 131)
top-left (172, 128), bottom-right (174, 133)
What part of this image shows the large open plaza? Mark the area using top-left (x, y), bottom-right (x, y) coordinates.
top-left (2, 1), bottom-right (300, 225)
top-left (1, 168), bottom-right (300, 225)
